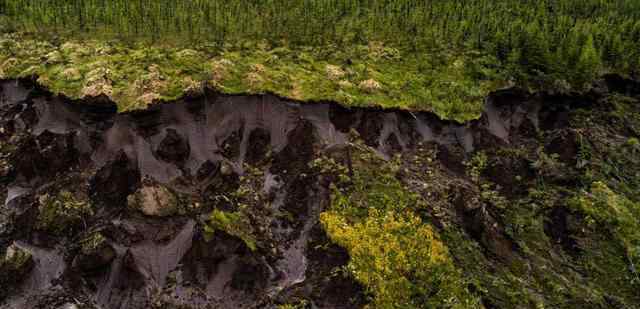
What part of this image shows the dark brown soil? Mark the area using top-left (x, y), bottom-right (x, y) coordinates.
top-left (1, 76), bottom-right (639, 309)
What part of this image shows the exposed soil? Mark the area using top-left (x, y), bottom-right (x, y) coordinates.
top-left (0, 76), bottom-right (639, 308)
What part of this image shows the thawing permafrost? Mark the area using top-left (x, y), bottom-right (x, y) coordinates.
top-left (0, 79), bottom-right (535, 308)
top-left (96, 220), bottom-right (195, 309)
top-left (22, 87), bottom-right (524, 186)
top-left (30, 93), bottom-right (350, 185)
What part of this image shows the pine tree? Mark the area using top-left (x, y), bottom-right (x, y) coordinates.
top-left (603, 34), bottom-right (624, 70)
top-left (521, 22), bottom-right (551, 75)
top-left (506, 48), bottom-right (524, 83)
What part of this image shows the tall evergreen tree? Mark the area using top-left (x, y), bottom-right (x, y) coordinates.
top-left (576, 35), bottom-right (601, 87)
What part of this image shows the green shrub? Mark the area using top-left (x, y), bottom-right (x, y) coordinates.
top-left (322, 209), bottom-right (478, 308)
top-left (321, 148), bottom-right (480, 308)
top-left (570, 181), bottom-right (640, 284)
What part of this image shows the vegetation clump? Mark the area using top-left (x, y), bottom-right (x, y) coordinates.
top-left (322, 209), bottom-right (477, 308)
top-left (72, 231), bottom-right (116, 272)
top-left (0, 244), bottom-right (33, 299)
top-left (201, 164), bottom-right (273, 253)
top-left (277, 300), bottom-right (309, 309)
top-left (204, 209), bottom-right (257, 252)
top-left (570, 181), bottom-right (640, 284)
top-left (320, 146), bottom-right (480, 308)
top-left (36, 191), bottom-right (92, 235)
top-left (1, 244), bottom-right (32, 274)
top-left (79, 232), bottom-right (109, 256)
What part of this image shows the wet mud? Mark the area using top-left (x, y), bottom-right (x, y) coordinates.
top-left (0, 78), bottom-right (635, 308)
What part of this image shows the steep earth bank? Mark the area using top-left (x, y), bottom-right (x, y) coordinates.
top-left (0, 76), bottom-right (639, 308)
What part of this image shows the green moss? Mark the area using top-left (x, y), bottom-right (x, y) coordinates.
top-left (36, 191), bottom-right (93, 235)
top-left (204, 209), bottom-right (257, 251)
top-left (79, 232), bottom-right (109, 256)
top-left (277, 300), bottom-right (309, 309)
top-left (0, 33), bottom-right (505, 122)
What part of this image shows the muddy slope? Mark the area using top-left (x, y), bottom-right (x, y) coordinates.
top-left (0, 77), bottom-right (639, 308)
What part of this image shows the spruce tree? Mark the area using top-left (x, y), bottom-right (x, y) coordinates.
top-left (576, 34), bottom-right (601, 88)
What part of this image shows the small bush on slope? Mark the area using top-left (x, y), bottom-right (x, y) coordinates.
top-left (320, 149), bottom-right (480, 308)
top-left (322, 209), bottom-right (478, 308)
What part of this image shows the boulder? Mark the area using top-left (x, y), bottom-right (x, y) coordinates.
top-left (127, 180), bottom-right (178, 217)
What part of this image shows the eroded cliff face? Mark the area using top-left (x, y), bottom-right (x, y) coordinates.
top-left (0, 76), bottom-right (639, 309)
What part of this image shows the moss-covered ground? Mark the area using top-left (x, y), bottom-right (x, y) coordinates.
top-left (0, 33), bottom-right (506, 122)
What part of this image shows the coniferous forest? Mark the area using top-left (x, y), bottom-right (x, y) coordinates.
top-left (1, 0), bottom-right (640, 119)
top-left (2, 0), bottom-right (640, 79)
top-left (1, 2), bottom-right (640, 309)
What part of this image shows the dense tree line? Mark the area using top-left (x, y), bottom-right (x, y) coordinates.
top-left (2, 0), bottom-right (640, 81)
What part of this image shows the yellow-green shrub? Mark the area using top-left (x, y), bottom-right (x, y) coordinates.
top-left (322, 209), bottom-right (477, 308)
top-left (320, 148), bottom-right (480, 308)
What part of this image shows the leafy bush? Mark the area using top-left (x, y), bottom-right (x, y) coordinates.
top-left (322, 209), bottom-right (477, 308)
top-left (320, 148), bottom-right (479, 308)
